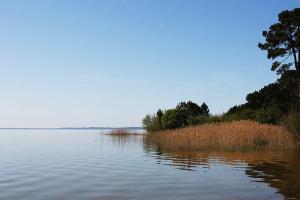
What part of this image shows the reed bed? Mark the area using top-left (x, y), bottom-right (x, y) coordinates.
top-left (106, 129), bottom-right (142, 136)
top-left (145, 120), bottom-right (296, 151)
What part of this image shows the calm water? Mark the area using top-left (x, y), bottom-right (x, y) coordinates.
top-left (0, 129), bottom-right (299, 200)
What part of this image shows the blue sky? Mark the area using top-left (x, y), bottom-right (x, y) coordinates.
top-left (0, 0), bottom-right (298, 128)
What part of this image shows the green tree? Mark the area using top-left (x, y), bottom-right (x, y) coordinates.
top-left (176, 101), bottom-right (210, 117)
top-left (176, 101), bottom-right (202, 116)
top-left (226, 70), bottom-right (298, 121)
top-left (283, 111), bottom-right (300, 136)
top-left (258, 8), bottom-right (300, 104)
top-left (142, 114), bottom-right (161, 132)
top-left (255, 105), bottom-right (282, 124)
top-left (157, 109), bottom-right (163, 129)
top-left (161, 109), bottom-right (188, 130)
top-left (200, 103), bottom-right (209, 116)
top-left (245, 70), bottom-right (297, 113)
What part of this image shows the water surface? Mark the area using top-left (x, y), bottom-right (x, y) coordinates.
top-left (0, 129), bottom-right (299, 200)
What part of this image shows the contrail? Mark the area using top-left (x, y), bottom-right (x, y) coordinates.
top-left (154, 17), bottom-right (170, 35)
top-left (120, 0), bottom-right (132, 11)
top-left (120, 0), bottom-right (170, 36)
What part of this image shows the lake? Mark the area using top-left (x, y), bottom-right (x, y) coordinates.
top-left (0, 129), bottom-right (299, 200)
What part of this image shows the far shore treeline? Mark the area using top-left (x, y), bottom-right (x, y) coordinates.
top-left (143, 8), bottom-right (300, 136)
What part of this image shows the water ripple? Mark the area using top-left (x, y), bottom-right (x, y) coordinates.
top-left (0, 130), bottom-right (298, 199)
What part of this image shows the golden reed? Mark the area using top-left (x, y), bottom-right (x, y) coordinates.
top-left (145, 120), bottom-right (296, 151)
top-left (106, 129), bottom-right (141, 136)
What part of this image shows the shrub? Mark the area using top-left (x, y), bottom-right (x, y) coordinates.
top-left (255, 105), bottom-right (282, 124)
top-left (282, 111), bottom-right (300, 137)
top-left (187, 115), bottom-right (222, 126)
top-left (223, 109), bottom-right (255, 122)
top-left (142, 114), bottom-right (161, 132)
top-left (187, 115), bottom-right (209, 126)
top-left (161, 109), bottom-right (188, 130)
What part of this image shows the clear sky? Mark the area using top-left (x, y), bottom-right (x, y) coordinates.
top-left (0, 0), bottom-right (299, 128)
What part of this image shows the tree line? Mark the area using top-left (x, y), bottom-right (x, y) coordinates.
top-left (143, 8), bottom-right (300, 136)
top-left (143, 101), bottom-right (210, 132)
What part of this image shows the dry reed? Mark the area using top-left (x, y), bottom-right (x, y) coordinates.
top-left (145, 120), bottom-right (296, 151)
top-left (106, 129), bottom-right (142, 136)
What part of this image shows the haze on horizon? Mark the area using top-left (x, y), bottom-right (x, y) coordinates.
top-left (0, 0), bottom-right (298, 128)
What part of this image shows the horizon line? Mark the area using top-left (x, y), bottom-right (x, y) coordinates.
top-left (0, 126), bottom-right (144, 130)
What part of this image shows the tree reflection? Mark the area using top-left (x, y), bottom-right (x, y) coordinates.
top-left (144, 142), bottom-right (300, 199)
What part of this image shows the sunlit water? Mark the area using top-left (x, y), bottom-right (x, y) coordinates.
top-left (0, 129), bottom-right (299, 200)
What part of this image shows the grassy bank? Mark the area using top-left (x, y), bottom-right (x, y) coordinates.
top-left (145, 120), bottom-right (296, 151)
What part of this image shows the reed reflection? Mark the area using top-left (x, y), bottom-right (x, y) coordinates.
top-left (144, 141), bottom-right (300, 199)
top-left (104, 129), bottom-right (145, 148)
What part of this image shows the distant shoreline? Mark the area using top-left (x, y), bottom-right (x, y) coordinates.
top-left (0, 127), bottom-right (144, 130)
